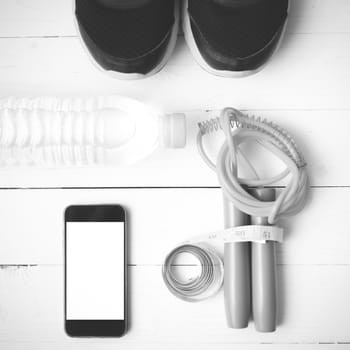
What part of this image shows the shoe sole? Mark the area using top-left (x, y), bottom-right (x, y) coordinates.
top-left (73, 0), bottom-right (180, 80)
top-left (182, 0), bottom-right (290, 78)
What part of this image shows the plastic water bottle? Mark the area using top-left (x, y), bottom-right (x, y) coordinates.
top-left (0, 96), bottom-right (186, 166)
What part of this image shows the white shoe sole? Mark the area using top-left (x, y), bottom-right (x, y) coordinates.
top-left (182, 0), bottom-right (290, 78)
top-left (73, 0), bottom-right (180, 80)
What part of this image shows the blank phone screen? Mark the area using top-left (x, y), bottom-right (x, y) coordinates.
top-left (66, 221), bottom-right (125, 320)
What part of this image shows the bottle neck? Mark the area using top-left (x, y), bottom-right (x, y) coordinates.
top-left (159, 113), bottom-right (187, 149)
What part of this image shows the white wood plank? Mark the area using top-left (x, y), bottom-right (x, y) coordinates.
top-left (1, 0), bottom-right (350, 38)
top-left (0, 108), bottom-right (348, 188)
top-left (3, 344), bottom-right (344, 350)
top-left (1, 34), bottom-right (350, 112)
top-left (0, 188), bottom-right (348, 266)
top-left (0, 265), bottom-right (350, 345)
top-left (1, 345), bottom-right (346, 350)
top-left (1, 341), bottom-right (350, 350)
top-left (0, 0), bottom-right (75, 37)
top-left (288, 0), bottom-right (350, 34)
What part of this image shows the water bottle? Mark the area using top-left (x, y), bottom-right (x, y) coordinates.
top-left (0, 96), bottom-right (186, 166)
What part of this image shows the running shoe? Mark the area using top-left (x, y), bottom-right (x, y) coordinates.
top-left (74, 0), bottom-right (179, 79)
top-left (183, 0), bottom-right (289, 77)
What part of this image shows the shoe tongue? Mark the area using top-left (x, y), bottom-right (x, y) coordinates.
top-left (97, 0), bottom-right (153, 9)
top-left (213, 0), bottom-right (266, 7)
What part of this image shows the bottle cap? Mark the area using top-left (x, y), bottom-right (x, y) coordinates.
top-left (160, 113), bottom-right (186, 148)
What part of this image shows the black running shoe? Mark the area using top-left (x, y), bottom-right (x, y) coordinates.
top-left (183, 0), bottom-right (289, 77)
top-left (74, 0), bottom-right (179, 79)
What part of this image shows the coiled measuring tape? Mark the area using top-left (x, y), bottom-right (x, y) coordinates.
top-left (162, 225), bottom-right (283, 302)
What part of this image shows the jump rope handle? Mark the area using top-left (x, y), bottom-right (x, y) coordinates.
top-left (223, 196), bottom-right (251, 328)
top-left (249, 188), bottom-right (277, 332)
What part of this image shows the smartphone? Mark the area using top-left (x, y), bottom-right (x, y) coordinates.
top-left (64, 205), bottom-right (127, 337)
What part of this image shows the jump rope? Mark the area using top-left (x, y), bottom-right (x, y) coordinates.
top-left (163, 107), bottom-right (309, 332)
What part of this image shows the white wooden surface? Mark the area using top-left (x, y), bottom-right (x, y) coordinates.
top-left (0, 0), bottom-right (349, 349)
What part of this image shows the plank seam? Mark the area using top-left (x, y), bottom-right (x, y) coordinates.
top-left (1, 264), bottom-right (350, 268)
top-left (0, 186), bottom-right (347, 190)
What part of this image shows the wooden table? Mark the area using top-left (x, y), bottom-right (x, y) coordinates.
top-left (0, 0), bottom-right (349, 349)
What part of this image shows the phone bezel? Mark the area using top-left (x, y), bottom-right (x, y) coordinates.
top-left (64, 205), bottom-right (127, 337)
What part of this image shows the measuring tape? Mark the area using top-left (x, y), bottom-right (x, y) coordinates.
top-left (162, 225), bottom-right (283, 302)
